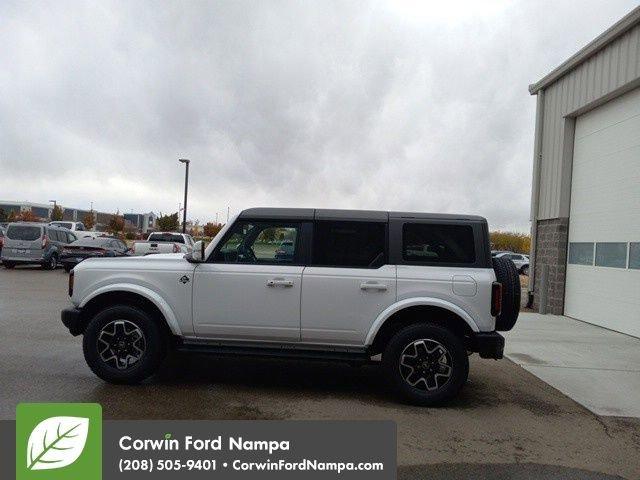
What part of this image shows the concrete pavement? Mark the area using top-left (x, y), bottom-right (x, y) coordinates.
top-left (505, 313), bottom-right (640, 417)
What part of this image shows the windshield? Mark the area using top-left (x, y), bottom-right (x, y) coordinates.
top-left (148, 233), bottom-right (184, 243)
top-left (51, 222), bottom-right (73, 229)
top-left (6, 225), bottom-right (42, 241)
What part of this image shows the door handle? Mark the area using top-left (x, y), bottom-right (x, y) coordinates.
top-left (266, 279), bottom-right (294, 287)
top-left (360, 282), bottom-right (388, 291)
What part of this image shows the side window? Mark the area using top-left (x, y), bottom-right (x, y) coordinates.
top-left (77, 223), bottom-right (85, 231)
top-left (402, 223), bottom-right (475, 264)
top-left (66, 232), bottom-right (77, 243)
top-left (213, 221), bottom-right (301, 264)
top-left (312, 221), bottom-right (386, 268)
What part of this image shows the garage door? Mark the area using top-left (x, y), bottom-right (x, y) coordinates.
top-left (564, 87), bottom-right (640, 338)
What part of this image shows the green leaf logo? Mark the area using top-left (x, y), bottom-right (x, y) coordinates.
top-left (26, 416), bottom-right (89, 470)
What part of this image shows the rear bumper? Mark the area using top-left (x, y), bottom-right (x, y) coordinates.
top-left (1, 256), bottom-right (44, 264)
top-left (61, 307), bottom-right (84, 336)
top-left (469, 331), bottom-right (505, 359)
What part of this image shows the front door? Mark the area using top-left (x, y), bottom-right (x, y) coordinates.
top-left (192, 220), bottom-right (305, 341)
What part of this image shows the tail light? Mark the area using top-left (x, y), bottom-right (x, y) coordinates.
top-left (68, 270), bottom-right (74, 297)
top-left (491, 282), bottom-right (502, 317)
top-left (173, 243), bottom-right (180, 253)
top-left (41, 235), bottom-right (49, 249)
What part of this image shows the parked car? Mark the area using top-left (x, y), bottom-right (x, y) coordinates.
top-left (0, 226), bottom-right (5, 257)
top-left (1, 222), bottom-right (77, 269)
top-left (60, 236), bottom-right (131, 272)
top-left (49, 221), bottom-right (96, 239)
top-left (131, 232), bottom-right (194, 256)
top-left (494, 252), bottom-right (529, 275)
top-left (60, 208), bottom-right (520, 406)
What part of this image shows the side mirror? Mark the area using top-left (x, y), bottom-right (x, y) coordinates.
top-left (191, 240), bottom-right (205, 262)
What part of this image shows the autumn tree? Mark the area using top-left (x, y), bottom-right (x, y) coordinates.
top-left (156, 212), bottom-right (180, 231)
top-left (490, 231), bottom-right (531, 254)
top-left (108, 211), bottom-right (125, 236)
top-left (51, 205), bottom-right (64, 221)
top-left (203, 222), bottom-right (223, 238)
top-left (0, 208), bottom-right (7, 222)
top-left (10, 210), bottom-right (39, 222)
top-left (83, 212), bottom-right (95, 230)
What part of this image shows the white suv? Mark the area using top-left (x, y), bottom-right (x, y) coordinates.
top-left (61, 208), bottom-right (520, 405)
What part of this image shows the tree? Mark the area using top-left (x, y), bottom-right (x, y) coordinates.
top-left (51, 205), bottom-right (64, 221)
top-left (203, 222), bottom-right (223, 238)
top-left (490, 231), bottom-right (531, 254)
top-left (108, 211), bottom-right (125, 236)
top-left (83, 212), bottom-right (95, 230)
top-left (157, 212), bottom-right (180, 231)
top-left (9, 209), bottom-right (39, 222)
top-left (0, 208), bottom-right (7, 222)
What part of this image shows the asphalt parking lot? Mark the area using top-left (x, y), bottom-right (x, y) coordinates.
top-left (1, 267), bottom-right (639, 479)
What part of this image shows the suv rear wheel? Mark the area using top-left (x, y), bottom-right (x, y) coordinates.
top-left (382, 323), bottom-right (468, 406)
top-left (83, 305), bottom-right (166, 384)
top-left (3, 262), bottom-right (15, 269)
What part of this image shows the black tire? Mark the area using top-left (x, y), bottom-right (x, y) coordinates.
top-left (382, 323), bottom-right (469, 406)
top-left (3, 262), bottom-right (15, 269)
top-left (64, 265), bottom-right (72, 273)
top-left (521, 265), bottom-right (529, 276)
top-left (492, 256), bottom-right (520, 331)
top-left (42, 254), bottom-right (58, 270)
top-left (83, 305), bottom-right (166, 384)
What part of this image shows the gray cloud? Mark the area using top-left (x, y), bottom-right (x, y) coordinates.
top-left (1, 0), bottom-right (637, 230)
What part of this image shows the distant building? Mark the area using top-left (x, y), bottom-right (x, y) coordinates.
top-left (124, 212), bottom-right (157, 234)
top-left (0, 200), bottom-right (156, 234)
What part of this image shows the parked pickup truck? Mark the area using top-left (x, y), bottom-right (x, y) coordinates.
top-left (49, 221), bottom-right (97, 239)
top-left (60, 208), bottom-right (520, 406)
top-left (131, 232), bottom-right (194, 256)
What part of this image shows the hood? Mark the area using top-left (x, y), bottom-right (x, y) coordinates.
top-left (74, 252), bottom-right (190, 272)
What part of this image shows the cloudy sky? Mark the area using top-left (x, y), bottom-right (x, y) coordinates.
top-left (1, 0), bottom-right (637, 231)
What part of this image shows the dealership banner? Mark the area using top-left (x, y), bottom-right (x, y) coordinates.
top-left (3, 404), bottom-right (396, 479)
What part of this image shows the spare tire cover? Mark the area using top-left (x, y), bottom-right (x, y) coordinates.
top-left (492, 256), bottom-right (520, 331)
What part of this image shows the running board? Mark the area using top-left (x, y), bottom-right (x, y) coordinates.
top-left (176, 343), bottom-right (373, 364)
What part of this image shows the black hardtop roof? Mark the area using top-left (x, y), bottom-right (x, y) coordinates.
top-left (239, 208), bottom-right (486, 222)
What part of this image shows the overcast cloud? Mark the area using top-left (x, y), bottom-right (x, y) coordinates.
top-left (0, 0), bottom-right (637, 231)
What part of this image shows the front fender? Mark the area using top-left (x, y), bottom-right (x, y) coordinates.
top-left (78, 283), bottom-right (182, 335)
top-left (364, 297), bottom-right (480, 346)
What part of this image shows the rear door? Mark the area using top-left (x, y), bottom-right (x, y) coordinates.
top-left (301, 220), bottom-right (396, 345)
top-left (192, 219), bottom-right (307, 341)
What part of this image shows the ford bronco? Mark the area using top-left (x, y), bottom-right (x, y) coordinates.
top-left (61, 208), bottom-right (519, 405)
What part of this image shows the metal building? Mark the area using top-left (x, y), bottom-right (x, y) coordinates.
top-left (529, 6), bottom-right (640, 337)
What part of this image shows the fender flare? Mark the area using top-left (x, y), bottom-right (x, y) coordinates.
top-left (364, 297), bottom-right (480, 346)
top-left (79, 283), bottom-right (182, 335)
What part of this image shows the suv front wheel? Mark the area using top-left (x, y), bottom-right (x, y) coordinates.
top-left (382, 324), bottom-right (468, 406)
top-left (83, 305), bottom-right (166, 384)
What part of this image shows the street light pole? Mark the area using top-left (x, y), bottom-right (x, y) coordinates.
top-left (178, 159), bottom-right (190, 233)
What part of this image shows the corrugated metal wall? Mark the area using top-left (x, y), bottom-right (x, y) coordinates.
top-left (535, 23), bottom-right (640, 220)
